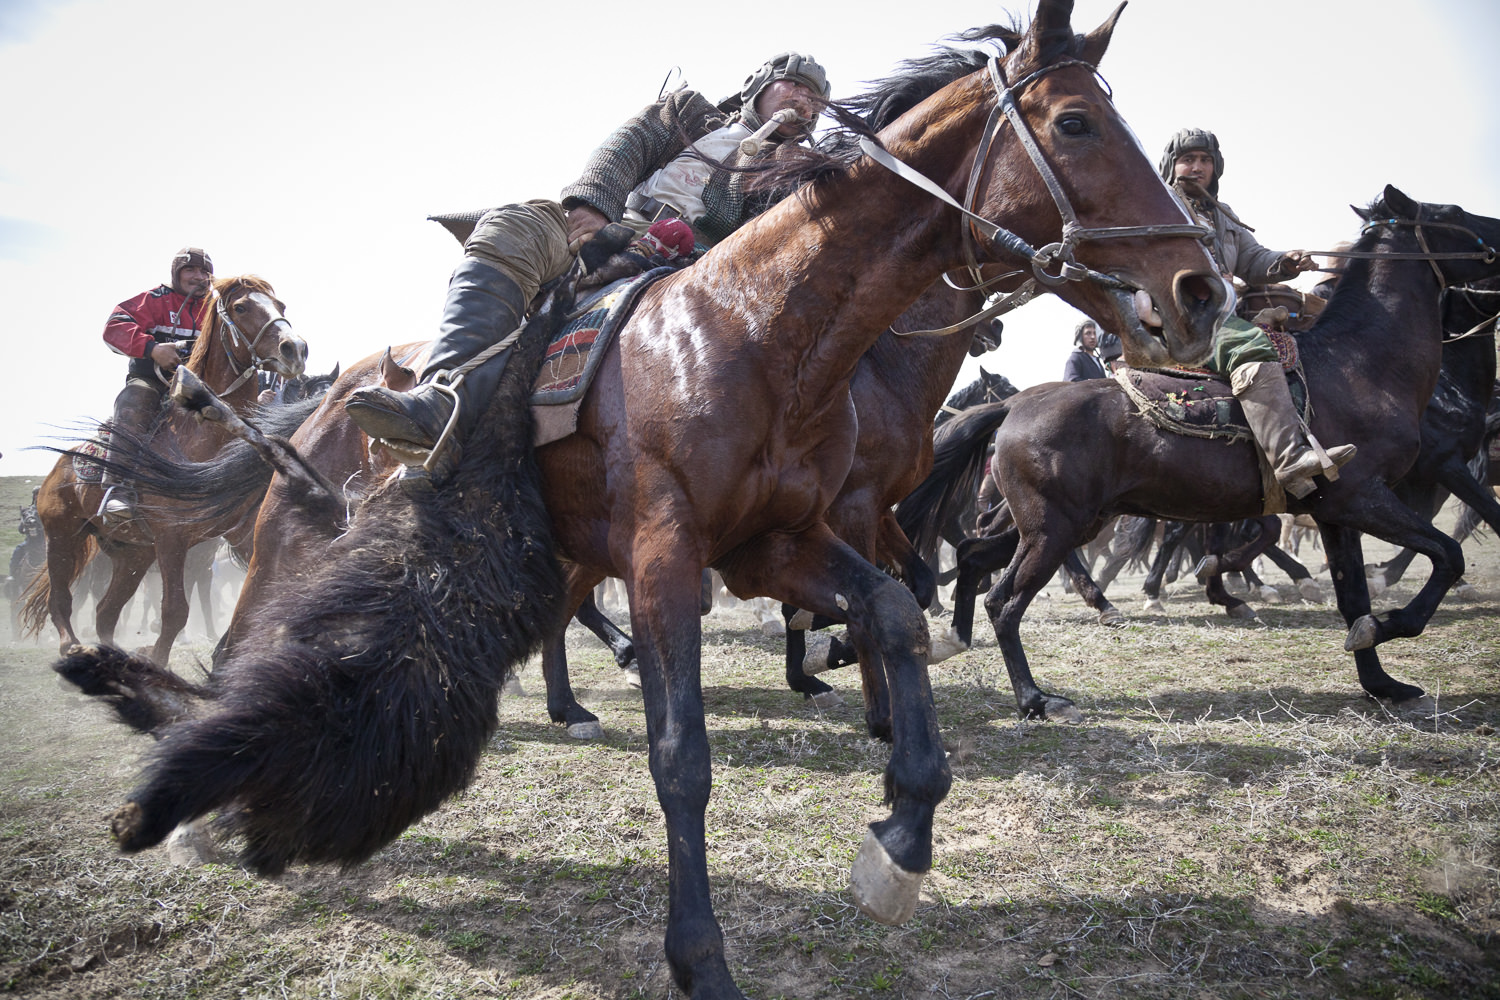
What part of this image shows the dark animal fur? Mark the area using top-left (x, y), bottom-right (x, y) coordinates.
top-left (91, 284), bottom-right (572, 874)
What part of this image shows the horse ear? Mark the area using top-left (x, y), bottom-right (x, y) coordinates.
top-left (378, 348), bottom-right (417, 392)
top-left (1079, 2), bottom-right (1126, 66)
top-left (1016, 0), bottom-right (1075, 69)
top-left (1382, 184), bottom-right (1418, 218)
top-left (330, 361), bottom-right (341, 380)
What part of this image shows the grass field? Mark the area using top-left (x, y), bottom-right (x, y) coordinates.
top-left (1, 473), bottom-right (1497, 998)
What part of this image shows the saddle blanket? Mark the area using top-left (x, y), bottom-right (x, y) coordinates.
top-left (71, 428), bottom-right (110, 484)
top-left (530, 266), bottom-right (675, 446)
top-left (1111, 366), bottom-right (1309, 445)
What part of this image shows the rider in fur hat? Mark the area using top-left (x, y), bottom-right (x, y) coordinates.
top-left (346, 53), bottom-right (831, 486)
top-left (97, 247), bottom-right (214, 523)
top-left (1160, 129), bottom-right (1354, 499)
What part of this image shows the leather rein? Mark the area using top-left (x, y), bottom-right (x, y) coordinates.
top-left (861, 55), bottom-right (1210, 338)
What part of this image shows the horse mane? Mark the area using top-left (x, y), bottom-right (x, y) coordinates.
top-left (185, 274), bottom-right (278, 370)
top-left (1301, 204), bottom-right (1386, 339)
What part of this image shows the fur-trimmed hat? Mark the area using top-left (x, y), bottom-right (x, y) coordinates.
top-left (170, 247), bottom-right (213, 291)
top-left (1158, 128), bottom-right (1223, 197)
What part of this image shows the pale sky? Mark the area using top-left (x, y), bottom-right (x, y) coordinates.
top-left (2, 0), bottom-right (1496, 476)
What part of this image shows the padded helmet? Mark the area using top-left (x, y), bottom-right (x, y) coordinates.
top-left (739, 51), bottom-right (831, 109)
top-left (1158, 128), bottom-right (1224, 197)
top-left (170, 247), bottom-right (214, 292)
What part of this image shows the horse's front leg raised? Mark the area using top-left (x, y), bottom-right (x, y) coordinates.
top-left (721, 524), bottom-right (952, 927)
top-left (1317, 521), bottom-right (1426, 704)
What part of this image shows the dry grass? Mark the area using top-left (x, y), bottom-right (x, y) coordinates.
top-left (1, 480), bottom-right (1497, 998)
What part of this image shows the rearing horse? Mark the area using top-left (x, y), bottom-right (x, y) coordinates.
top-left (26, 275), bottom-right (306, 665)
top-left (90, 6), bottom-right (1227, 998)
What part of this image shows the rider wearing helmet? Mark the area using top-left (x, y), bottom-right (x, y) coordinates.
top-left (98, 247), bottom-right (214, 523)
top-left (1160, 129), bottom-right (1354, 500)
top-left (345, 53), bottom-right (831, 486)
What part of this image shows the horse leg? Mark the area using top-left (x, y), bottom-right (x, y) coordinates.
top-left (983, 530), bottom-right (1084, 722)
top-left (1060, 548), bottom-right (1123, 626)
top-left (541, 575), bottom-right (610, 739)
top-left (1318, 522), bottom-right (1425, 704)
top-left (149, 541), bottom-right (192, 665)
top-left (722, 524), bottom-right (950, 926)
top-left (1261, 541), bottom-right (1323, 602)
top-left (1141, 520), bottom-right (1190, 612)
top-left (951, 530), bottom-right (1018, 650)
top-left (779, 618), bottom-right (844, 708)
top-left (1197, 521), bottom-right (1262, 620)
top-left (574, 592), bottom-right (635, 669)
top-left (877, 511), bottom-right (937, 610)
top-left (93, 547), bottom-right (153, 649)
top-left (43, 536), bottom-right (86, 654)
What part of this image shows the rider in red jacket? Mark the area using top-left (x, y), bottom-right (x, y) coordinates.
top-left (98, 247), bottom-right (213, 524)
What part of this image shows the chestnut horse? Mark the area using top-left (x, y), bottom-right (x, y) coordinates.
top-left (897, 187), bottom-right (1500, 723)
top-left (25, 276), bottom-right (306, 665)
top-left (78, 7), bottom-right (1228, 997)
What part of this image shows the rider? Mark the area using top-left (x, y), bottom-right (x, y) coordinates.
top-left (1062, 319), bottom-right (1107, 381)
top-left (98, 247), bottom-right (214, 523)
top-left (1159, 128), bottom-right (1355, 499)
top-left (345, 52), bottom-right (831, 485)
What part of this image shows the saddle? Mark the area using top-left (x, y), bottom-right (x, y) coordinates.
top-left (530, 266), bottom-right (676, 446)
top-left (1113, 330), bottom-right (1307, 445)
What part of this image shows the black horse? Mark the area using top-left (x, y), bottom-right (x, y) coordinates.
top-left (898, 187), bottom-right (1500, 720)
top-left (1365, 279), bottom-right (1500, 594)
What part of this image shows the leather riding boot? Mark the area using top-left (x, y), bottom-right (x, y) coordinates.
top-left (99, 382), bottom-right (161, 523)
top-left (345, 259), bottom-right (529, 482)
top-left (1231, 361), bottom-right (1356, 499)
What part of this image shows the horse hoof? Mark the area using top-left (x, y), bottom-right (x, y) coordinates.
top-left (787, 608), bottom-right (815, 630)
top-left (928, 628), bottom-right (968, 664)
top-left (1367, 574), bottom-right (1387, 597)
top-left (810, 689), bottom-right (845, 710)
top-left (1193, 555), bottom-right (1221, 583)
top-left (803, 633), bottom-right (835, 675)
top-left (1142, 597), bottom-right (1166, 614)
top-left (1047, 701), bottom-right (1085, 724)
top-left (1097, 608), bottom-right (1126, 627)
top-left (165, 821), bottom-right (221, 867)
top-left (567, 720), bottom-right (604, 740)
top-left (622, 666), bottom-right (642, 689)
top-left (1298, 580), bottom-right (1325, 603)
top-left (1344, 615), bottom-right (1379, 651)
top-left (1227, 603), bottom-right (1258, 621)
top-left (501, 676), bottom-right (525, 698)
top-left (759, 618), bottom-right (786, 637)
top-left (1257, 586), bottom-right (1282, 604)
top-left (850, 830), bottom-right (924, 925)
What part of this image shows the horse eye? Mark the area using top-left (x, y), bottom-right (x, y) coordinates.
top-left (234, 302), bottom-right (248, 312)
top-left (1057, 115), bottom-right (1089, 136)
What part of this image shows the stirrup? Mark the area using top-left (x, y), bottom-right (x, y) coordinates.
top-left (421, 379), bottom-right (462, 476)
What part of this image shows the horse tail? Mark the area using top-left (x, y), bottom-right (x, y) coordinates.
top-left (47, 397), bottom-right (324, 531)
top-left (105, 280), bottom-right (571, 875)
top-left (55, 644), bottom-right (212, 734)
top-left (1117, 515), bottom-right (1159, 566)
top-left (18, 534), bottom-right (98, 637)
top-left (897, 399), bottom-right (1013, 557)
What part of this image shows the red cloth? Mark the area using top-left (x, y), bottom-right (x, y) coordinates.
top-left (103, 284), bottom-right (206, 359)
top-left (640, 218), bottom-right (696, 260)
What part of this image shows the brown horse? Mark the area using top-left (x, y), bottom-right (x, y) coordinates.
top-left (897, 186), bottom-right (1500, 722)
top-left (25, 275), bottom-right (306, 665)
top-left (80, 8), bottom-right (1228, 998)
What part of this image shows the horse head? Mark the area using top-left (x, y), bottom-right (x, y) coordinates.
top-left (958, 0), bottom-right (1230, 368)
top-left (185, 275), bottom-right (308, 399)
top-left (1358, 185), bottom-right (1500, 289)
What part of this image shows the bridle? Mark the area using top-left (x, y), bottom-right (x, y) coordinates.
top-left (1440, 285), bottom-right (1500, 343)
top-left (1311, 211), bottom-right (1499, 342)
top-left (212, 286), bottom-right (296, 395)
top-left (861, 54), bottom-right (1211, 337)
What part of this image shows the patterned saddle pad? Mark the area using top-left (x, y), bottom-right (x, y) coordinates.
top-left (71, 428), bottom-right (110, 483)
top-left (530, 266), bottom-right (675, 405)
top-left (1114, 348), bottom-right (1308, 444)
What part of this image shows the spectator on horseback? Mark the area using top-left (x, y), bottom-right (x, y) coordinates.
top-left (98, 247), bottom-right (213, 523)
top-left (1159, 128), bottom-right (1355, 499)
top-left (1062, 319), bottom-right (1107, 381)
top-left (346, 52), bottom-right (831, 487)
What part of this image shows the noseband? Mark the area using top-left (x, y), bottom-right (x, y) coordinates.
top-left (214, 289), bottom-right (296, 395)
top-left (862, 54), bottom-right (1209, 336)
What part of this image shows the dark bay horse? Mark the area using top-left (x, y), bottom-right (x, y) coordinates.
top-left (25, 276), bottom-right (306, 665)
top-left (898, 186), bottom-right (1500, 722)
top-left (71, 8), bottom-right (1228, 997)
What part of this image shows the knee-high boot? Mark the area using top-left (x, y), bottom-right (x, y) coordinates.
top-left (345, 258), bottom-right (529, 482)
top-left (1231, 360), bottom-right (1356, 499)
top-left (99, 382), bottom-right (162, 523)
